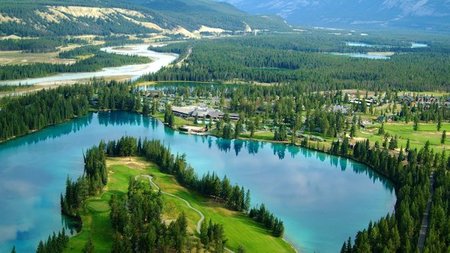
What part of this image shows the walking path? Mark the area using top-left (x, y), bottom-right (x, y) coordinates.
top-left (417, 172), bottom-right (435, 251)
top-left (135, 175), bottom-right (234, 253)
top-left (136, 175), bottom-right (205, 233)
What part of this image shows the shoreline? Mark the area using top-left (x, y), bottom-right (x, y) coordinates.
top-left (0, 109), bottom-right (398, 252)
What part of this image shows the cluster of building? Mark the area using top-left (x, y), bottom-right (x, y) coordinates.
top-left (399, 95), bottom-right (450, 108)
top-left (349, 97), bottom-right (378, 106)
top-left (172, 106), bottom-right (239, 121)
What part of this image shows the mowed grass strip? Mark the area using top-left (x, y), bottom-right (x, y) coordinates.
top-left (65, 157), bottom-right (295, 253)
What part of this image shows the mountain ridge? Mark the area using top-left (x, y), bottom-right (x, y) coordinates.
top-left (223, 0), bottom-right (450, 32)
top-left (0, 0), bottom-right (289, 37)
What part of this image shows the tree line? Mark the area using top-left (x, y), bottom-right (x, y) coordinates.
top-left (0, 38), bottom-right (79, 53)
top-left (0, 80), bottom-right (145, 143)
top-left (333, 138), bottom-right (450, 252)
top-left (0, 85), bottom-right (92, 142)
top-left (35, 230), bottom-right (69, 253)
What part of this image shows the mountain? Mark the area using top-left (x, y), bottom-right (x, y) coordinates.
top-left (223, 0), bottom-right (450, 31)
top-left (0, 0), bottom-right (289, 37)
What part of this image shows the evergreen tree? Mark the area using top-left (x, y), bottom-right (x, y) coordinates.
top-left (413, 116), bottom-right (419, 131)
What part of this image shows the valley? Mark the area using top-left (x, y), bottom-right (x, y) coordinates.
top-left (0, 1), bottom-right (449, 253)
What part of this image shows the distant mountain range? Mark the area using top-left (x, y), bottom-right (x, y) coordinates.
top-left (0, 0), bottom-right (289, 37)
top-left (223, 0), bottom-right (450, 31)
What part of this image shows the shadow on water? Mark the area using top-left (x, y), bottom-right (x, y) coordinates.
top-left (61, 215), bottom-right (82, 236)
top-left (0, 114), bottom-right (93, 149)
top-left (214, 137), bottom-right (394, 192)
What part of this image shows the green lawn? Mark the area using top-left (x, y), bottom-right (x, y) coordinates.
top-left (359, 122), bottom-right (450, 155)
top-left (152, 112), bottom-right (193, 127)
top-left (240, 131), bottom-right (275, 141)
top-left (65, 157), bottom-right (295, 253)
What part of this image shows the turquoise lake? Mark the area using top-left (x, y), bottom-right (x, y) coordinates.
top-left (0, 111), bottom-right (396, 252)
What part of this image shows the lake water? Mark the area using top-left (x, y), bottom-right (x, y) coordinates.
top-left (330, 52), bottom-right (391, 60)
top-left (0, 112), bottom-right (396, 253)
top-left (411, 42), bottom-right (429, 48)
top-left (345, 42), bottom-right (376, 47)
top-left (0, 44), bottom-right (178, 86)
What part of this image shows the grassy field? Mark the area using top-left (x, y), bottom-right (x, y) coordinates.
top-left (359, 122), bottom-right (450, 154)
top-left (65, 157), bottom-right (295, 253)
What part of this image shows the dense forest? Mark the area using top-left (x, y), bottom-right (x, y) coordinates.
top-left (0, 85), bottom-right (92, 141)
top-left (147, 35), bottom-right (450, 91)
top-left (0, 38), bottom-right (83, 53)
top-left (333, 139), bottom-right (450, 252)
top-left (0, 80), bottom-right (143, 142)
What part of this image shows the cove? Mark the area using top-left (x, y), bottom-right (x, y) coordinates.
top-left (0, 111), bottom-right (396, 253)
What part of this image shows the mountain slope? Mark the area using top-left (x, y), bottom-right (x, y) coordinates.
top-left (0, 0), bottom-right (289, 37)
top-left (224, 0), bottom-right (450, 31)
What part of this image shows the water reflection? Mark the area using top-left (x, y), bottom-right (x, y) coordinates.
top-left (0, 114), bottom-right (92, 149)
top-left (0, 112), bottom-right (395, 252)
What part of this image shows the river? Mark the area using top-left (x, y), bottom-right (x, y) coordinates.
top-left (0, 44), bottom-right (178, 86)
top-left (0, 111), bottom-right (396, 253)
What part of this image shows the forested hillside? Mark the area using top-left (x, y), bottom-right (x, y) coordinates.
top-left (0, 0), bottom-right (289, 36)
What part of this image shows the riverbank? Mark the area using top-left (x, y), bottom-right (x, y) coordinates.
top-left (0, 44), bottom-right (178, 86)
top-left (65, 157), bottom-right (295, 253)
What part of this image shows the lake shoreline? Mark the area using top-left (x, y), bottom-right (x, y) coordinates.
top-left (0, 109), bottom-right (397, 252)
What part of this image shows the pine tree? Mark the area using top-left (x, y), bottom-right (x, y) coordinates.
top-left (244, 189), bottom-right (251, 212)
top-left (413, 116), bottom-right (419, 131)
